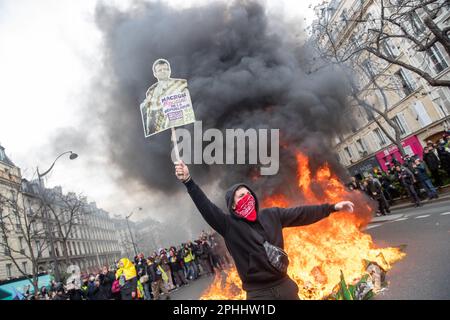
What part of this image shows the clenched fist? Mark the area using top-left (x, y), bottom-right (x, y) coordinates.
top-left (174, 160), bottom-right (190, 182)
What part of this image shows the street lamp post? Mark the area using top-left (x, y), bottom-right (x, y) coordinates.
top-left (36, 151), bottom-right (78, 282)
top-left (125, 207), bottom-right (141, 257)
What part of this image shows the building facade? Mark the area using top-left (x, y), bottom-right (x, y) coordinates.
top-left (0, 145), bottom-right (30, 280)
top-left (0, 144), bottom-right (127, 282)
top-left (316, 0), bottom-right (450, 177)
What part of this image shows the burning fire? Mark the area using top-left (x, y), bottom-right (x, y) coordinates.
top-left (201, 152), bottom-right (405, 300)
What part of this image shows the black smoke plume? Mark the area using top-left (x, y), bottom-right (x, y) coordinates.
top-left (56, 0), bottom-right (353, 226)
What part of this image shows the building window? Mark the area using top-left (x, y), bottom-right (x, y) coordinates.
top-left (412, 101), bottom-right (432, 127)
top-left (22, 262), bottom-right (27, 274)
top-left (362, 60), bottom-right (376, 79)
top-left (356, 138), bottom-right (368, 154)
top-left (365, 12), bottom-right (377, 29)
top-left (374, 128), bottom-right (388, 146)
top-left (15, 213), bottom-right (21, 230)
top-left (52, 223), bottom-right (58, 238)
top-left (380, 39), bottom-right (399, 59)
top-left (18, 236), bottom-right (24, 252)
top-left (35, 240), bottom-right (42, 257)
top-left (3, 236), bottom-right (10, 255)
top-left (30, 222), bottom-right (36, 236)
top-left (344, 146), bottom-right (353, 161)
top-left (431, 88), bottom-right (450, 117)
top-left (374, 89), bottom-right (389, 108)
top-left (395, 69), bottom-right (415, 96)
top-left (409, 11), bottom-right (425, 35)
top-left (341, 8), bottom-right (348, 24)
top-left (427, 44), bottom-right (449, 74)
top-left (6, 264), bottom-right (12, 278)
top-left (391, 113), bottom-right (410, 136)
top-left (436, 102), bottom-right (450, 118)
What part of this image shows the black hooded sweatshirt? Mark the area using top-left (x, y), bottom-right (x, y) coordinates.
top-left (183, 178), bottom-right (337, 292)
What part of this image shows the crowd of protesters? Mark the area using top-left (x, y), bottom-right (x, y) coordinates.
top-left (348, 134), bottom-right (450, 216)
top-left (17, 231), bottom-right (232, 300)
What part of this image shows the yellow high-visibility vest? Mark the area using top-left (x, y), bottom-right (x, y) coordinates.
top-left (183, 250), bottom-right (194, 263)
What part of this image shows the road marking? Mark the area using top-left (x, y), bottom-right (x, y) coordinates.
top-left (366, 224), bottom-right (382, 229)
top-left (394, 217), bottom-right (408, 221)
top-left (440, 212), bottom-right (450, 216)
top-left (415, 215), bottom-right (430, 219)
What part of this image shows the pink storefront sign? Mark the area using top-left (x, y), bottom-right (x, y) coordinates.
top-left (375, 135), bottom-right (424, 172)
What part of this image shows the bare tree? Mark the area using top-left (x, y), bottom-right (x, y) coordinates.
top-left (348, 59), bottom-right (411, 156)
top-left (0, 183), bottom-right (50, 294)
top-left (312, 0), bottom-right (450, 87)
top-left (308, 35), bottom-right (410, 156)
top-left (44, 189), bottom-right (86, 270)
top-left (365, 0), bottom-right (449, 87)
top-left (309, 0), bottom-right (450, 157)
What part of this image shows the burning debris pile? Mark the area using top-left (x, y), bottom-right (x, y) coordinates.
top-left (201, 153), bottom-right (406, 300)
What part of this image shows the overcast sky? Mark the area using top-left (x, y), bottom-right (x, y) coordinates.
top-left (0, 0), bottom-right (319, 222)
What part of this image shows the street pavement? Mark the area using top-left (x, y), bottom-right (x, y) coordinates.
top-left (371, 192), bottom-right (450, 219)
top-left (365, 198), bottom-right (450, 299)
top-left (163, 198), bottom-right (450, 300)
top-left (168, 273), bottom-right (214, 300)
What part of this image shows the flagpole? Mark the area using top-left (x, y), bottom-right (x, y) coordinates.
top-left (171, 127), bottom-right (181, 162)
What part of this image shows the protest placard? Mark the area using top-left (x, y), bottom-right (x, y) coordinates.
top-left (140, 59), bottom-right (195, 138)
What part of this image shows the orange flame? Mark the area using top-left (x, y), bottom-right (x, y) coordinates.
top-left (296, 153), bottom-right (314, 199)
top-left (262, 194), bottom-right (289, 208)
top-left (201, 152), bottom-right (405, 300)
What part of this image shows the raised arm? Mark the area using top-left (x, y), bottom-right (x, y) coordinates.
top-left (175, 161), bottom-right (229, 236)
top-left (278, 201), bottom-right (354, 228)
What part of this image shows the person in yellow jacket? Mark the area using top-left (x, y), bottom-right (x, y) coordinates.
top-left (115, 258), bottom-right (138, 300)
top-left (182, 243), bottom-right (198, 280)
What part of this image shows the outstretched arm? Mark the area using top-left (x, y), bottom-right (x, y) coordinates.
top-left (175, 161), bottom-right (229, 236)
top-left (278, 201), bottom-right (354, 228)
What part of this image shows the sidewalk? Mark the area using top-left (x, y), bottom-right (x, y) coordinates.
top-left (367, 189), bottom-right (450, 224)
top-left (388, 193), bottom-right (450, 211)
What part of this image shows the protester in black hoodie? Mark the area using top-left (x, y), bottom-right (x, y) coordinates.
top-left (175, 160), bottom-right (354, 300)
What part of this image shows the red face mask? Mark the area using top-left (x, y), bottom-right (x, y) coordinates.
top-left (234, 193), bottom-right (257, 221)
